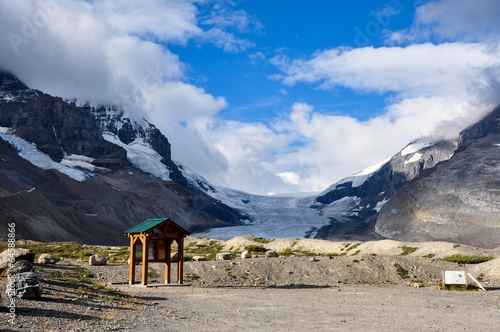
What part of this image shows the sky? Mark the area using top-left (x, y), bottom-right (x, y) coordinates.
top-left (1, 0), bottom-right (500, 195)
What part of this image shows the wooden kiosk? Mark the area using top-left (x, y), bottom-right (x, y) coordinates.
top-left (124, 218), bottom-right (190, 286)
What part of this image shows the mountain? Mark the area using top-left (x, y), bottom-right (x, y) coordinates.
top-left (375, 106), bottom-right (500, 248)
top-left (0, 71), bottom-right (245, 245)
top-left (309, 137), bottom-right (457, 240)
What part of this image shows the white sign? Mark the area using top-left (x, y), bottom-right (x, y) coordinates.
top-left (444, 271), bottom-right (467, 285)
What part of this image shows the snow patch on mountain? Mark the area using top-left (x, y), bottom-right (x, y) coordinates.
top-left (103, 133), bottom-right (171, 181)
top-left (0, 128), bottom-right (90, 181)
top-left (322, 157), bottom-right (390, 193)
top-left (404, 153), bottom-right (423, 165)
top-left (401, 140), bottom-right (434, 156)
top-left (60, 154), bottom-right (108, 172)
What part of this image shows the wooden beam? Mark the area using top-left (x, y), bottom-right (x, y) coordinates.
top-left (165, 238), bottom-right (173, 284)
top-left (177, 237), bottom-right (184, 284)
top-left (129, 236), bottom-right (136, 285)
top-left (142, 235), bottom-right (149, 285)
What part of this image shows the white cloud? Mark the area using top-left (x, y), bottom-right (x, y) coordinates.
top-left (389, 0), bottom-right (500, 44)
top-left (271, 43), bottom-right (498, 97)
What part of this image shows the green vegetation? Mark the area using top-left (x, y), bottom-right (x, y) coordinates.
top-left (345, 243), bottom-right (361, 252)
top-left (441, 255), bottom-right (495, 264)
top-left (185, 241), bottom-right (224, 260)
top-left (439, 282), bottom-right (480, 291)
top-left (393, 263), bottom-right (410, 279)
top-left (186, 273), bottom-right (199, 280)
top-left (422, 253), bottom-right (435, 258)
top-left (399, 245), bottom-right (418, 256)
top-left (252, 237), bottom-right (271, 244)
top-left (0, 240), bottom-right (130, 262)
top-left (244, 244), bottom-right (267, 253)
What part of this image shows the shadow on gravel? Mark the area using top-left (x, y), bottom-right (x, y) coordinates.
top-left (265, 284), bottom-right (335, 289)
top-left (35, 263), bottom-right (75, 271)
top-left (14, 307), bottom-right (96, 321)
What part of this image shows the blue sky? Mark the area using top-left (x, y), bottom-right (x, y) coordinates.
top-left (1, 0), bottom-right (500, 195)
top-left (174, 0), bottom-right (413, 124)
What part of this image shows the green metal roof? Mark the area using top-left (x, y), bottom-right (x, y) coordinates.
top-left (124, 218), bottom-right (169, 234)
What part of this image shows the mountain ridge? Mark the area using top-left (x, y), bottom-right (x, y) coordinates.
top-left (0, 71), bottom-right (245, 244)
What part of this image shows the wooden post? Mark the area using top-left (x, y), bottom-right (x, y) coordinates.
top-left (129, 236), bottom-right (136, 285)
top-left (165, 238), bottom-right (173, 284)
top-left (177, 237), bottom-right (184, 284)
top-left (142, 235), bottom-right (149, 285)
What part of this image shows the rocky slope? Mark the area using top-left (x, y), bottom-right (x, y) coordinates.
top-left (0, 71), bottom-right (244, 244)
top-left (312, 138), bottom-right (457, 239)
top-left (376, 106), bottom-right (500, 248)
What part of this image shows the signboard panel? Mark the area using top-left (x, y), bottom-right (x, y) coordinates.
top-left (444, 271), bottom-right (467, 285)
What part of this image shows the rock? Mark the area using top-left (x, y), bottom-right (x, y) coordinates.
top-left (38, 254), bottom-right (60, 264)
top-left (241, 250), bottom-right (252, 259)
top-left (0, 248), bottom-right (35, 273)
top-left (310, 257), bottom-right (319, 262)
top-left (216, 253), bottom-right (231, 261)
top-left (7, 260), bottom-right (33, 274)
top-left (7, 271), bottom-right (42, 300)
top-left (193, 255), bottom-right (207, 262)
top-left (89, 254), bottom-right (107, 266)
top-left (265, 250), bottom-right (278, 258)
top-left (171, 252), bottom-right (179, 263)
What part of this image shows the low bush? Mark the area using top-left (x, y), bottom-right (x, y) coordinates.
top-left (441, 255), bottom-right (495, 264)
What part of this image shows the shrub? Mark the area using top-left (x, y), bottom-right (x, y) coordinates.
top-left (441, 255), bottom-right (495, 264)
top-left (244, 245), bottom-right (267, 253)
top-left (253, 237), bottom-right (271, 244)
top-left (399, 246), bottom-right (418, 256)
top-left (394, 263), bottom-right (409, 278)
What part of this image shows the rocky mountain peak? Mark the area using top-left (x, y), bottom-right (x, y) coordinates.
top-left (0, 71), bottom-right (29, 92)
top-left (459, 105), bottom-right (500, 145)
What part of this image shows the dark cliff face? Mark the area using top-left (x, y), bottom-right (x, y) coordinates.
top-left (0, 74), bottom-right (129, 169)
top-left (0, 71), bottom-right (243, 244)
top-left (375, 106), bottom-right (500, 248)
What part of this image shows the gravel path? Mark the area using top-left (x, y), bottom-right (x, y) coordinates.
top-left (1, 256), bottom-right (499, 331)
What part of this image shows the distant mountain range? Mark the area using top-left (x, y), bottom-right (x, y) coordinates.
top-left (0, 71), bottom-right (498, 248)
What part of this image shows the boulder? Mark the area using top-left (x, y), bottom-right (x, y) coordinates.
top-left (38, 254), bottom-right (60, 264)
top-left (241, 250), bottom-right (252, 259)
top-left (192, 255), bottom-right (207, 262)
top-left (171, 252), bottom-right (179, 263)
top-left (6, 271), bottom-right (42, 300)
top-left (7, 260), bottom-right (33, 274)
top-left (89, 254), bottom-right (107, 266)
top-left (0, 248), bottom-right (35, 273)
top-left (265, 250), bottom-right (278, 258)
top-left (216, 253), bottom-right (231, 261)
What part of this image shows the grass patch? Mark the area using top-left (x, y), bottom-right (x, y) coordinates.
top-left (252, 237), bottom-right (271, 244)
top-left (399, 245), bottom-right (418, 256)
top-left (394, 263), bottom-right (410, 279)
top-left (422, 253), bottom-right (435, 258)
top-left (439, 282), bottom-right (480, 291)
top-left (441, 255), bottom-right (495, 264)
top-left (244, 245), bottom-right (267, 253)
top-left (278, 248), bottom-right (294, 256)
top-left (185, 241), bottom-right (224, 260)
top-left (186, 273), bottom-right (199, 280)
top-left (345, 243), bottom-right (361, 252)
top-left (0, 241), bottom-right (130, 262)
